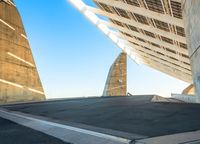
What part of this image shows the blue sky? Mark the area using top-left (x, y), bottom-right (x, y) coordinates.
top-left (15, 0), bottom-right (189, 99)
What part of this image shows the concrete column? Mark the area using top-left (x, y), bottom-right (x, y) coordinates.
top-left (182, 0), bottom-right (200, 102)
top-left (102, 52), bottom-right (127, 96)
top-left (0, 1), bottom-right (45, 103)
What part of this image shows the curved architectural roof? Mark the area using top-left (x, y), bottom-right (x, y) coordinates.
top-left (69, 0), bottom-right (192, 83)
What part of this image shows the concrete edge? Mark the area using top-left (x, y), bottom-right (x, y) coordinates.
top-left (135, 130), bottom-right (200, 144)
top-left (0, 108), bottom-right (132, 144)
top-left (1, 108), bottom-right (146, 140)
top-left (0, 95), bottom-right (157, 107)
top-left (171, 93), bottom-right (197, 103)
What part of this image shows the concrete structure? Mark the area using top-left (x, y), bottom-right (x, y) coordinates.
top-left (2, 95), bottom-right (200, 144)
top-left (182, 84), bottom-right (195, 95)
top-left (1, 0), bottom-right (199, 103)
top-left (68, 0), bottom-right (200, 103)
top-left (0, 0), bottom-right (45, 104)
top-left (103, 52), bottom-right (127, 96)
top-left (69, 0), bottom-right (192, 83)
top-left (171, 93), bottom-right (196, 103)
top-left (182, 0), bottom-right (200, 102)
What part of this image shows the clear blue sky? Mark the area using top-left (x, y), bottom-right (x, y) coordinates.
top-left (15, 0), bottom-right (189, 99)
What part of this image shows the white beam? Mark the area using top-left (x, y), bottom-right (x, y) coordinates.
top-left (88, 7), bottom-right (188, 55)
top-left (108, 23), bottom-right (188, 55)
top-left (94, 0), bottom-right (184, 27)
top-left (0, 18), bottom-right (15, 31)
top-left (0, 78), bottom-right (44, 95)
top-left (67, 0), bottom-right (138, 64)
top-left (101, 19), bottom-right (186, 44)
top-left (140, 58), bottom-right (192, 83)
top-left (132, 47), bottom-right (191, 75)
top-left (7, 52), bottom-right (35, 67)
top-left (68, 0), bottom-right (191, 83)
top-left (144, 61), bottom-right (192, 83)
top-left (127, 42), bottom-right (191, 70)
top-left (120, 34), bottom-right (190, 63)
top-left (171, 0), bottom-right (182, 3)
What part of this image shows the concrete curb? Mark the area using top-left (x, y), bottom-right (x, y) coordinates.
top-left (0, 108), bottom-right (132, 144)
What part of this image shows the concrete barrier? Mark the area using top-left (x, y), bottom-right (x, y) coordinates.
top-left (171, 94), bottom-right (196, 103)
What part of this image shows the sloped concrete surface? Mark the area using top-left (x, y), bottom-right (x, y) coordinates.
top-left (0, 117), bottom-right (69, 144)
top-left (3, 95), bottom-right (200, 138)
top-left (0, 109), bottom-right (131, 144)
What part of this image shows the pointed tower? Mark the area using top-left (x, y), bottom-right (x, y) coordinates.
top-left (0, 0), bottom-right (45, 103)
top-left (103, 52), bottom-right (127, 96)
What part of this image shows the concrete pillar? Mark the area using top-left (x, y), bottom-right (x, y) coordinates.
top-left (102, 52), bottom-right (127, 96)
top-left (0, 1), bottom-right (45, 103)
top-left (182, 0), bottom-right (200, 102)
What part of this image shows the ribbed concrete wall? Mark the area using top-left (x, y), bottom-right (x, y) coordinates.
top-left (0, 1), bottom-right (45, 103)
top-left (183, 0), bottom-right (200, 102)
top-left (103, 52), bottom-right (127, 96)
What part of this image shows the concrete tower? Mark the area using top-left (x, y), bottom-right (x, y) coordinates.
top-left (103, 52), bottom-right (127, 96)
top-left (0, 0), bottom-right (45, 103)
top-left (182, 0), bottom-right (200, 102)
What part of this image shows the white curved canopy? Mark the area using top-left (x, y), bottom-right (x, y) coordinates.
top-left (68, 0), bottom-right (192, 83)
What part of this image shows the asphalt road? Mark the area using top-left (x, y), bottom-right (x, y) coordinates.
top-left (3, 95), bottom-right (200, 138)
top-left (0, 117), bottom-right (70, 144)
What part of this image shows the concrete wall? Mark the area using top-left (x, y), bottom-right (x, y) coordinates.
top-left (182, 0), bottom-right (200, 102)
top-left (103, 52), bottom-right (127, 96)
top-left (171, 94), bottom-right (196, 103)
top-left (0, 1), bottom-right (45, 103)
top-left (182, 84), bottom-right (195, 95)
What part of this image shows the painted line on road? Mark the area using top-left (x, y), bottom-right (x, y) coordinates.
top-left (0, 109), bottom-right (132, 144)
